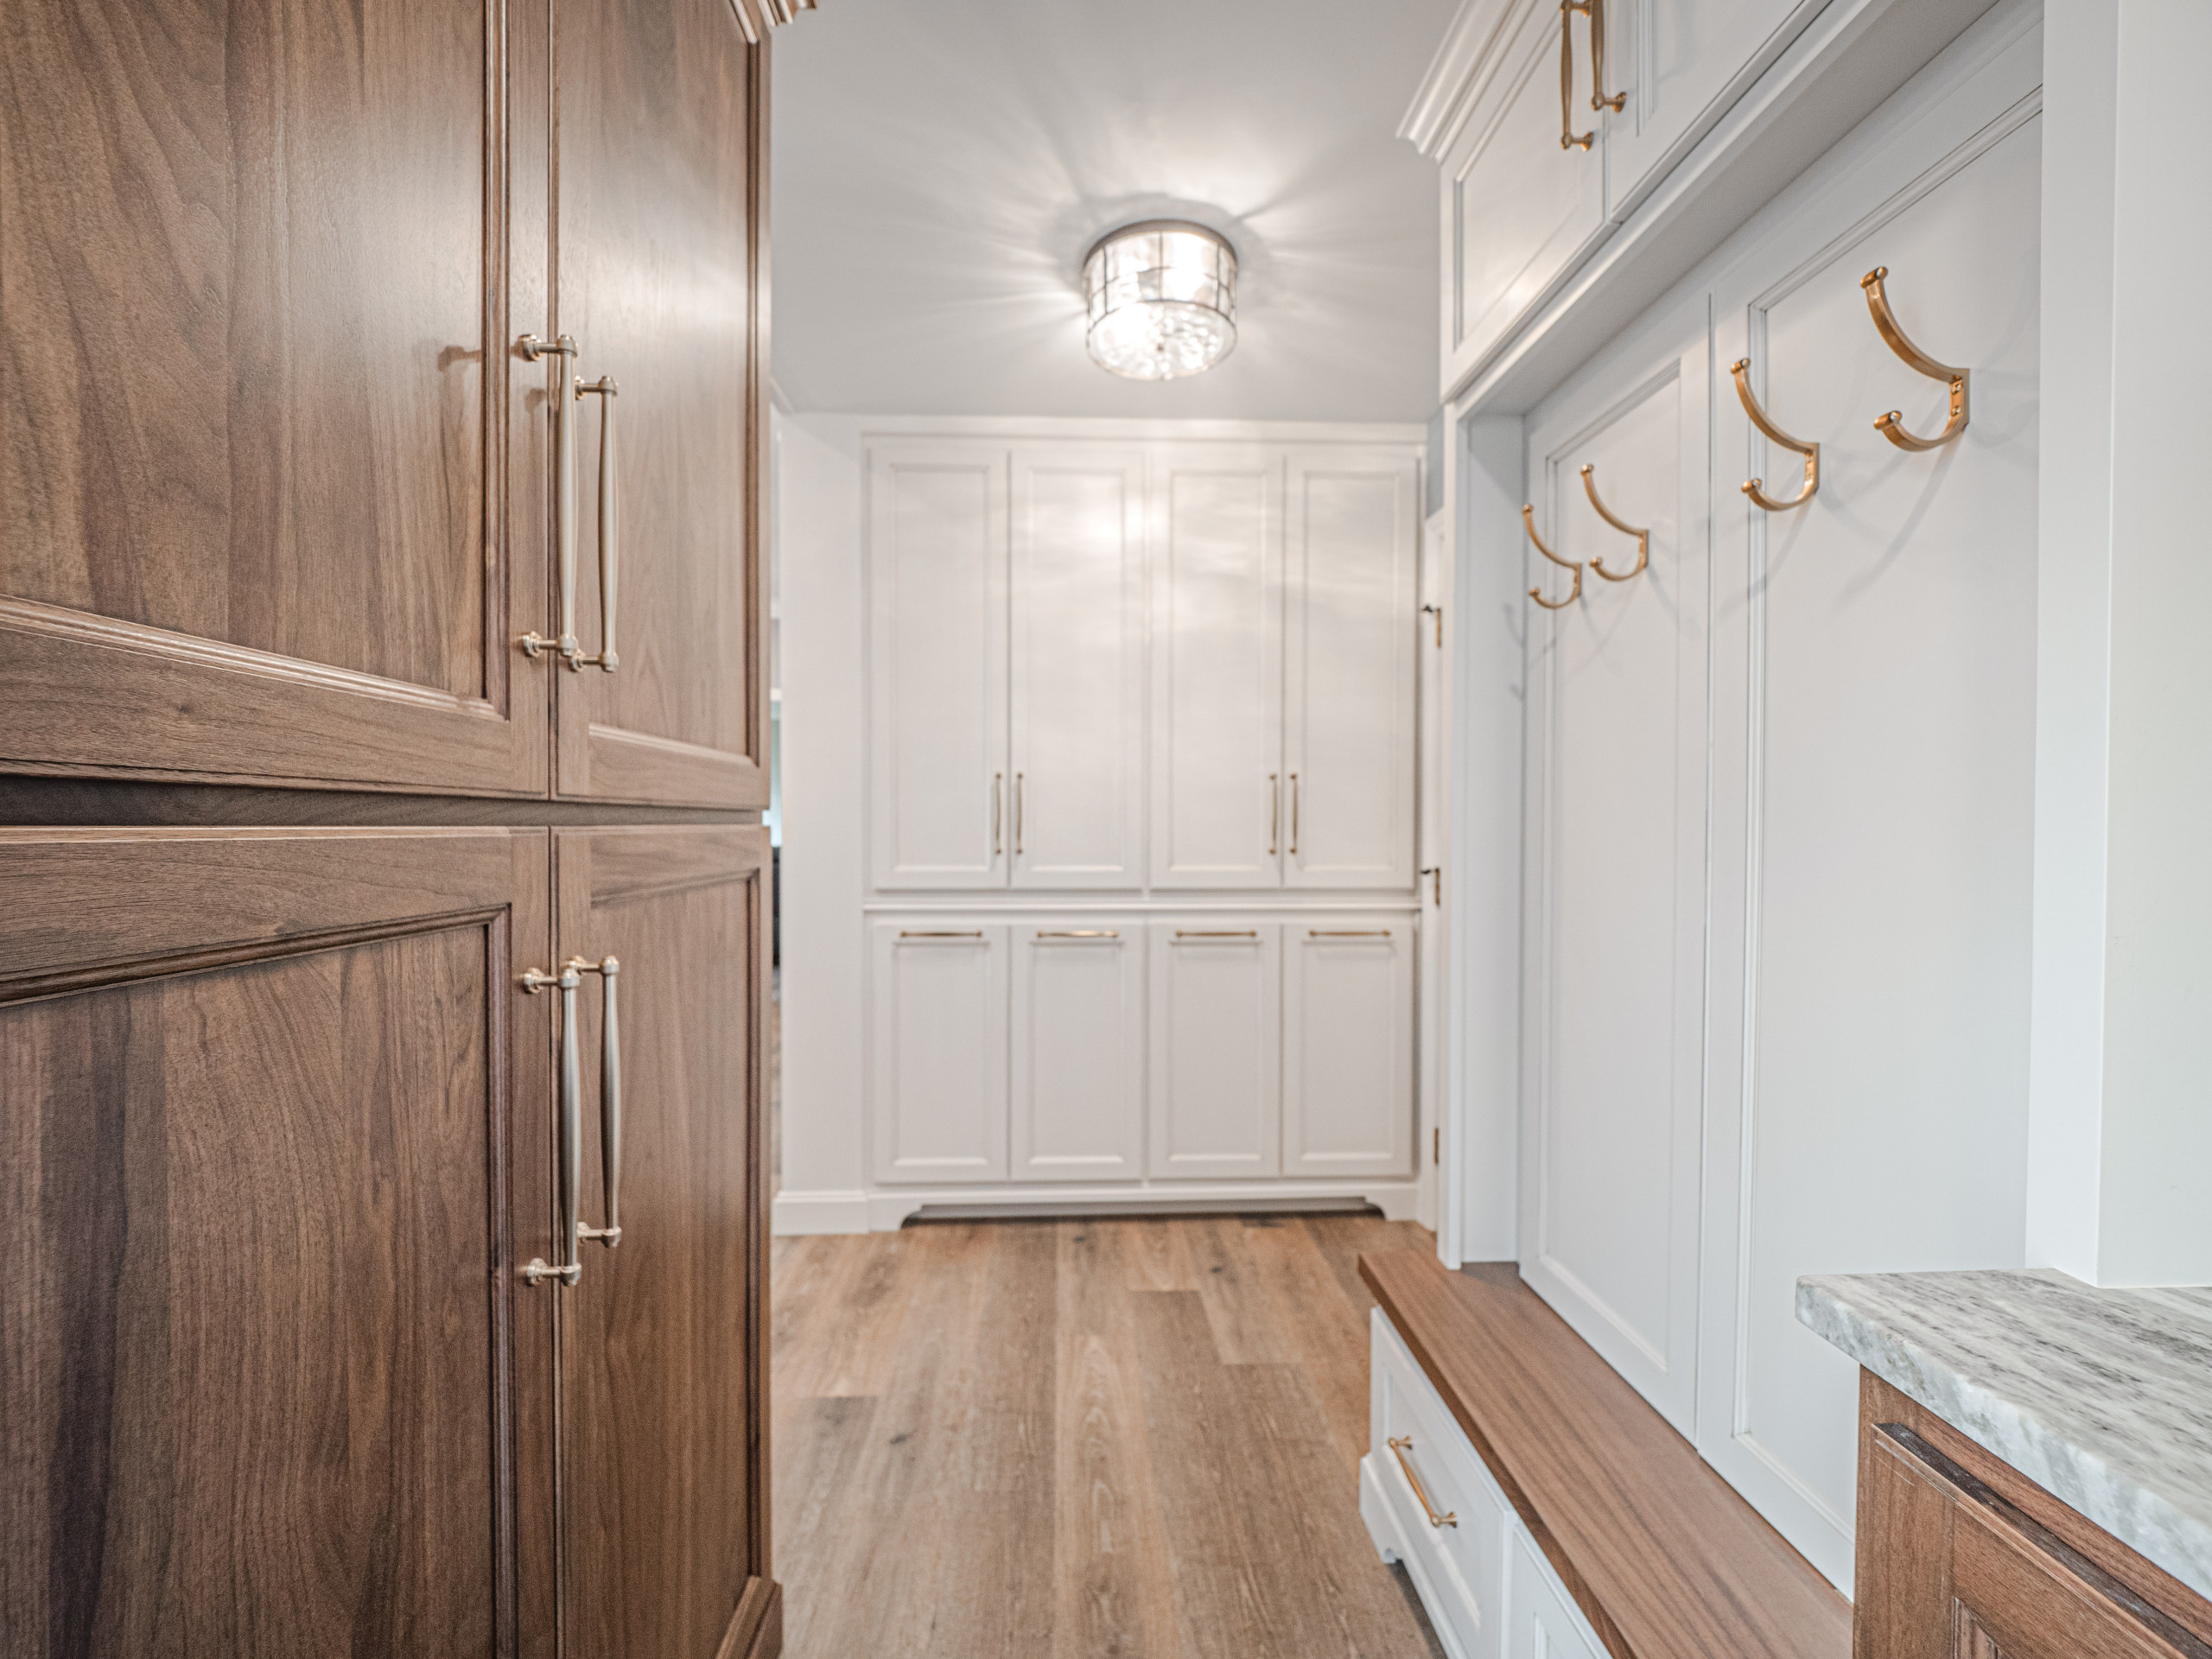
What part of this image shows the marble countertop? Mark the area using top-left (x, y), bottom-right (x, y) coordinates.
top-left (1797, 1267), bottom-right (2212, 1602)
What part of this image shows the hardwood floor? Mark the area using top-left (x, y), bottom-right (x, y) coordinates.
top-left (771, 1212), bottom-right (1446, 1658)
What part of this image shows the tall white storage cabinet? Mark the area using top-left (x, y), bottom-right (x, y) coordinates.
top-left (847, 426), bottom-right (1427, 1228)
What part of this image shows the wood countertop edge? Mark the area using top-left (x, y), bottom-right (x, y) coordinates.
top-left (1360, 1249), bottom-right (1852, 1659)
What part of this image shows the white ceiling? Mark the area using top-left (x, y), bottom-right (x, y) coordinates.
top-left (769, 0), bottom-right (1459, 423)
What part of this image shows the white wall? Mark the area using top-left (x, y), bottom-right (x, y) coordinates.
top-left (2028, 0), bottom-right (2212, 1287)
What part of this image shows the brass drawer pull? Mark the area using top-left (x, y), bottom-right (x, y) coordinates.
top-left (900, 929), bottom-right (984, 938)
top-left (1388, 1435), bottom-right (1459, 1529)
top-left (1310, 929), bottom-right (1391, 938)
top-left (1174, 929), bottom-right (1257, 938)
top-left (1038, 929), bottom-right (1118, 938)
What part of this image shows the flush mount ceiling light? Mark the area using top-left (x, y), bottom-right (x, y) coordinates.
top-left (1083, 219), bottom-right (1238, 380)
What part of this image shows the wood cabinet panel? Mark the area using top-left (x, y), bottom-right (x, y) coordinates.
top-left (554, 824), bottom-right (772, 1659)
top-left (1147, 923), bottom-right (1281, 1178)
top-left (0, 828), bottom-right (554, 1658)
top-left (0, 0), bottom-right (548, 796)
top-left (553, 0), bottom-right (766, 806)
top-left (1009, 447), bottom-right (1145, 889)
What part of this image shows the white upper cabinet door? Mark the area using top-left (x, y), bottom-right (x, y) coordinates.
top-left (1599, 0), bottom-right (1829, 218)
top-left (1009, 447), bottom-right (1146, 890)
top-left (1011, 923), bottom-right (1145, 1179)
top-left (869, 922), bottom-right (1009, 1184)
top-left (868, 443), bottom-right (1009, 890)
top-left (1285, 451), bottom-right (1420, 891)
top-left (1517, 289), bottom-right (1710, 1437)
top-left (1699, 26), bottom-right (2041, 1590)
top-left (1442, 0), bottom-right (1611, 395)
top-left (1283, 918), bottom-right (1414, 1178)
top-left (1150, 448), bottom-right (1285, 890)
top-left (1147, 922), bottom-right (1281, 1178)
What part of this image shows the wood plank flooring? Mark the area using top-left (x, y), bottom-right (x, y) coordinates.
top-left (772, 1214), bottom-right (1447, 1658)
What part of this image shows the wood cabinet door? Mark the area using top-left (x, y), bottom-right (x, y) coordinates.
top-left (1516, 292), bottom-right (1709, 1438)
top-left (553, 825), bottom-right (775, 1659)
top-left (1440, 0), bottom-right (1609, 396)
top-left (1147, 922), bottom-right (1281, 1179)
top-left (1149, 448), bottom-right (1283, 891)
top-left (1009, 446), bottom-right (1145, 890)
top-left (868, 443), bottom-right (1011, 890)
top-left (0, 828), bottom-right (556, 1658)
top-left (1282, 918), bottom-right (1414, 1178)
top-left (1010, 923), bottom-right (1145, 1180)
top-left (868, 922), bottom-right (1010, 1184)
top-left (0, 0), bottom-right (549, 795)
top-left (1284, 450), bottom-right (1419, 891)
top-left (550, 0), bottom-right (767, 807)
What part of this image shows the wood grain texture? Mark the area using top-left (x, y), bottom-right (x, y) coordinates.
top-left (556, 824), bottom-right (772, 1659)
top-left (553, 0), bottom-right (766, 807)
top-left (0, 0), bottom-right (551, 796)
top-left (0, 827), bottom-right (553, 1657)
top-left (772, 1213), bottom-right (1441, 1659)
top-left (1360, 1249), bottom-right (1852, 1659)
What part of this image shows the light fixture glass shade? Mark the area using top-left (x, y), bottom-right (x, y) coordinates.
top-left (1083, 220), bottom-right (1238, 380)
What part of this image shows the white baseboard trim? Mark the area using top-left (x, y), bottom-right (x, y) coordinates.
top-left (771, 1189), bottom-right (874, 1235)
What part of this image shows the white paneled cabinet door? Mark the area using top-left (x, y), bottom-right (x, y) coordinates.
top-left (1700, 50), bottom-right (2042, 1588)
top-left (1518, 291), bottom-right (1709, 1436)
top-left (1150, 448), bottom-right (1284, 889)
top-left (1441, 0), bottom-right (1609, 393)
top-left (1148, 923), bottom-right (1281, 1178)
top-left (1285, 451), bottom-right (1419, 890)
top-left (868, 443), bottom-right (1008, 889)
top-left (1011, 923), bottom-right (1144, 1179)
top-left (1509, 1532), bottom-right (1609, 1659)
top-left (870, 923), bottom-right (1008, 1183)
top-left (1284, 919), bottom-right (1414, 1177)
top-left (1010, 447), bottom-right (1145, 889)
top-left (1600, 0), bottom-right (1827, 216)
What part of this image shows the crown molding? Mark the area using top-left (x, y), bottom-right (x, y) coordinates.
top-left (1399, 0), bottom-right (1522, 157)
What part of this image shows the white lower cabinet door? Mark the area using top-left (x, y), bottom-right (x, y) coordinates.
top-left (1010, 923), bottom-right (1144, 1179)
top-left (1147, 922), bottom-right (1281, 1178)
top-left (1509, 1531), bottom-right (1608, 1659)
top-left (1283, 918), bottom-right (1414, 1177)
top-left (870, 923), bottom-right (1008, 1183)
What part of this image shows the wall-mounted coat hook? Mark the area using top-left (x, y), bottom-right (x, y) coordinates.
top-left (1860, 266), bottom-right (1968, 451)
top-left (1730, 357), bottom-right (1820, 512)
top-left (1580, 465), bottom-right (1648, 581)
top-left (1523, 505), bottom-right (1583, 609)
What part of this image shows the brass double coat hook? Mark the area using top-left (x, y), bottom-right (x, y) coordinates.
top-left (1524, 463), bottom-right (1650, 608)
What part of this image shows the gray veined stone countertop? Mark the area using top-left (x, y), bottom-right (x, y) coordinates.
top-left (1796, 1267), bottom-right (2212, 1602)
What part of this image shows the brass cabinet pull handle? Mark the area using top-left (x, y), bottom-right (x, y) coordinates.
top-left (1731, 357), bottom-right (1821, 512)
top-left (1587, 0), bottom-right (1624, 113)
top-left (1421, 866), bottom-right (1442, 906)
top-left (992, 772), bottom-right (1003, 858)
top-left (1388, 1436), bottom-right (1459, 1529)
top-left (519, 962), bottom-right (587, 1287)
top-left (1311, 929), bottom-right (1391, 938)
top-left (900, 929), bottom-right (985, 938)
top-left (1290, 772), bottom-right (1300, 856)
top-left (1174, 929), bottom-right (1258, 938)
top-left (1558, 1), bottom-right (1595, 150)
top-left (1015, 772), bottom-right (1025, 856)
top-left (1038, 929), bottom-right (1119, 938)
top-left (1524, 505), bottom-right (1584, 609)
top-left (518, 334), bottom-right (584, 667)
top-left (574, 378), bottom-right (620, 671)
top-left (1269, 772), bottom-right (1280, 856)
top-left (569, 957), bottom-right (621, 1249)
top-left (1580, 464), bottom-right (1649, 581)
top-left (1420, 603), bottom-right (1443, 647)
top-left (1860, 266), bottom-right (1969, 450)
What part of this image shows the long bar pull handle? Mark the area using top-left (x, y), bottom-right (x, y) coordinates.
top-left (992, 773), bottom-right (1002, 858)
top-left (575, 378), bottom-right (620, 671)
top-left (518, 335), bottom-right (582, 666)
top-left (1290, 772), bottom-right (1300, 857)
top-left (519, 963), bottom-right (586, 1287)
top-left (570, 957), bottom-right (621, 1248)
top-left (901, 930), bottom-right (986, 939)
top-left (1015, 772), bottom-right (1026, 857)
top-left (1558, 1), bottom-right (1595, 150)
top-left (1388, 1437), bottom-right (1459, 1529)
top-left (1269, 772), bottom-right (1280, 856)
top-left (1038, 930), bottom-right (1120, 939)
top-left (1175, 930), bottom-right (1259, 938)
top-left (1588, 0), bottom-right (1624, 113)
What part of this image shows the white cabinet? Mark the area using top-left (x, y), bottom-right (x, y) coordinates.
top-left (1508, 1532), bottom-right (1609, 1659)
top-left (869, 923), bottom-right (1008, 1183)
top-left (1010, 447), bottom-right (1146, 889)
top-left (1150, 448), bottom-right (1284, 889)
top-left (1285, 453), bottom-right (1421, 889)
top-left (1515, 289), bottom-right (1710, 1436)
top-left (1011, 922), bottom-right (1144, 1179)
top-left (1284, 918), bottom-right (1415, 1178)
top-left (1148, 922), bottom-right (1282, 1178)
top-left (868, 444), bottom-right (1007, 889)
top-left (1439, 0), bottom-right (1609, 394)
